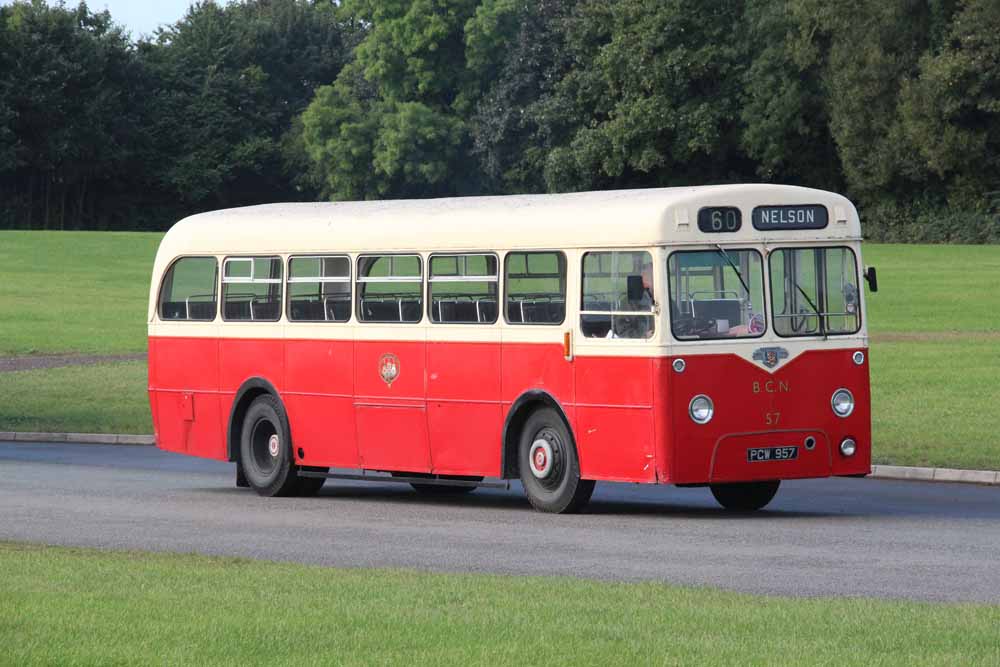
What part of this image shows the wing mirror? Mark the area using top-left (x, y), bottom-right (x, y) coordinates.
top-left (864, 266), bottom-right (878, 293)
top-left (627, 275), bottom-right (645, 303)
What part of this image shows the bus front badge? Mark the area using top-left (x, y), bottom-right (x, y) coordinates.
top-left (379, 353), bottom-right (400, 387)
top-left (753, 347), bottom-right (789, 369)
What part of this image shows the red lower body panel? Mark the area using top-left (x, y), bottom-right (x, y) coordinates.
top-left (148, 336), bottom-right (871, 485)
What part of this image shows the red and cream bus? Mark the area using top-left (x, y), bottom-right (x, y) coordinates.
top-left (147, 185), bottom-right (876, 513)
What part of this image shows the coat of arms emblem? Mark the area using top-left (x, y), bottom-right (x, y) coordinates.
top-left (378, 353), bottom-right (400, 386)
top-left (752, 346), bottom-right (789, 369)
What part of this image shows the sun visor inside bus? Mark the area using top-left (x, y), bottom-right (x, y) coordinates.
top-left (673, 252), bottom-right (731, 269)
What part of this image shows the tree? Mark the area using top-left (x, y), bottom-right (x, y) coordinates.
top-left (536, 0), bottom-right (754, 193)
top-left (467, 0), bottom-right (578, 193)
top-left (0, 0), bottom-right (144, 229)
top-left (739, 0), bottom-right (842, 190)
top-left (301, 0), bottom-right (485, 200)
top-left (140, 0), bottom-right (352, 212)
top-left (901, 0), bottom-right (1000, 207)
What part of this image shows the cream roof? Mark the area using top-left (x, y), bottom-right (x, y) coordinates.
top-left (154, 184), bottom-right (860, 265)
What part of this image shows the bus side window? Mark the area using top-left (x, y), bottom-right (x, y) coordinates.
top-left (580, 250), bottom-right (654, 339)
top-left (504, 251), bottom-right (567, 325)
top-left (288, 255), bottom-right (351, 322)
top-left (222, 256), bottom-right (283, 322)
top-left (356, 254), bottom-right (423, 323)
top-left (157, 256), bottom-right (218, 321)
top-left (429, 254), bottom-right (498, 324)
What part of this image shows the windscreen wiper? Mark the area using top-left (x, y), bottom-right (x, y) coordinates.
top-left (789, 275), bottom-right (825, 335)
top-left (714, 244), bottom-right (751, 295)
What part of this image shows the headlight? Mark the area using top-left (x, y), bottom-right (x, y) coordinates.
top-left (689, 395), bottom-right (714, 424)
top-left (831, 388), bottom-right (855, 417)
top-left (840, 438), bottom-right (857, 457)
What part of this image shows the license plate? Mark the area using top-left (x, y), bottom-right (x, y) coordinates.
top-left (747, 446), bottom-right (798, 463)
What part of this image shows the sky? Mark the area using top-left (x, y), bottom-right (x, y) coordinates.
top-left (1, 1), bottom-right (233, 38)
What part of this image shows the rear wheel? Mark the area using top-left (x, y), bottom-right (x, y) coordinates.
top-left (710, 481), bottom-right (780, 511)
top-left (518, 408), bottom-right (594, 513)
top-left (239, 395), bottom-right (323, 497)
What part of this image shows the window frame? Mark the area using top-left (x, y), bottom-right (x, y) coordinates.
top-left (502, 250), bottom-right (568, 326)
top-left (221, 255), bottom-right (284, 323)
top-left (666, 247), bottom-right (767, 342)
top-left (427, 252), bottom-right (500, 325)
top-left (286, 254), bottom-right (353, 323)
top-left (767, 244), bottom-right (862, 338)
top-left (579, 249), bottom-right (656, 340)
top-left (156, 255), bottom-right (219, 322)
top-left (355, 253), bottom-right (425, 324)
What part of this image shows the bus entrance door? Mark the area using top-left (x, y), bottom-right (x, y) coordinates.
top-left (353, 337), bottom-right (431, 473)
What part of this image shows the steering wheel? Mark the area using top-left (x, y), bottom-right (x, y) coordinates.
top-left (673, 316), bottom-right (716, 338)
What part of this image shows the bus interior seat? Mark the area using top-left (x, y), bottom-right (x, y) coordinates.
top-left (251, 298), bottom-right (280, 321)
top-left (691, 298), bottom-right (743, 327)
top-left (325, 298), bottom-right (350, 322)
top-left (161, 301), bottom-right (186, 319)
top-left (581, 314), bottom-right (612, 338)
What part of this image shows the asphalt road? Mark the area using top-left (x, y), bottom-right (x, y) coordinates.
top-left (3, 441), bottom-right (999, 603)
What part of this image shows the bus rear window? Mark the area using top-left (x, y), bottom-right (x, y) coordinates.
top-left (504, 251), bottom-right (566, 325)
top-left (667, 249), bottom-right (765, 340)
top-left (158, 256), bottom-right (218, 321)
top-left (769, 247), bottom-right (860, 336)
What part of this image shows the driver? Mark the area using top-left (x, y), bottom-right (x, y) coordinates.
top-left (612, 261), bottom-right (655, 339)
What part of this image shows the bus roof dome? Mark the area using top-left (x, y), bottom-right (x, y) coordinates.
top-left (157, 184), bottom-right (860, 257)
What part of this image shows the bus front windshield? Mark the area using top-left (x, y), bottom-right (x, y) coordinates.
top-left (769, 247), bottom-right (860, 336)
top-left (668, 249), bottom-right (766, 340)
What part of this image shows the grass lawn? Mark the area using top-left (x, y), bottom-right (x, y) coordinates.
top-left (0, 230), bottom-right (162, 356)
top-left (0, 233), bottom-right (997, 470)
top-left (862, 245), bottom-right (1000, 469)
top-left (2, 543), bottom-right (998, 666)
top-left (0, 361), bottom-right (151, 434)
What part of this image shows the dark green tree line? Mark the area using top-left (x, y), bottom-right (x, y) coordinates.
top-left (0, 0), bottom-right (353, 230)
top-left (1, 0), bottom-right (997, 240)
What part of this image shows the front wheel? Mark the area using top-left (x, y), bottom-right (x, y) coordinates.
top-left (710, 480), bottom-right (780, 511)
top-left (518, 408), bottom-right (594, 513)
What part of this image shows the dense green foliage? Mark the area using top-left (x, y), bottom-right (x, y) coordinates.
top-left (0, 0), bottom-right (353, 229)
top-left (0, 0), bottom-right (998, 239)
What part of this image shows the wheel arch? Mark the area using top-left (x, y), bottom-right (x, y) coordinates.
top-left (226, 377), bottom-right (284, 463)
top-left (500, 390), bottom-right (575, 479)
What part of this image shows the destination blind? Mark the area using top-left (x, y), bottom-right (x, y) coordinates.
top-left (752, 205), bottom-right (828, 230)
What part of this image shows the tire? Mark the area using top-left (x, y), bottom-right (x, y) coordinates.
top-left (239, 394), bottom-right (320, 497)
top-left (518, 407), bottom-right (594, 513)
top-left (710, 480), bottom-right (780, 511)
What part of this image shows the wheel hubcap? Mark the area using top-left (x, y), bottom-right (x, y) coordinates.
top-left (250, 419), bottom-right (280, 475)
top-left (529, 439), bottom-right (554, 479)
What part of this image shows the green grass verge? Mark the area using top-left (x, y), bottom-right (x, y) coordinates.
top-left (872, 340), bottom-right (1000, 469)
top-left (0, 362), bottom-right (151, 434)
top-left (2, 543), bottom-right (998, 666)
top-left (0, 230), bottom-right (162, 355)
top-left (863, 244), bottom-right (1000, 334)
